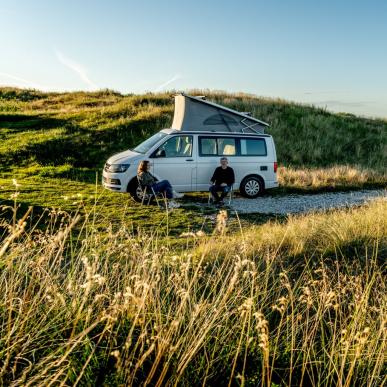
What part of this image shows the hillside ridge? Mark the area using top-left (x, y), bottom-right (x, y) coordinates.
top-left (0, 87), bottom-right (386, 194)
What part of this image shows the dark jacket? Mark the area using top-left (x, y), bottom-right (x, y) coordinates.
top-left (210, 166), bottom-right (235, 186)
top-left (138, 171), bottom-right (158, 187)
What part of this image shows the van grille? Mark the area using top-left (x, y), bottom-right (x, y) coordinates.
top-left (103, 176), bottom-right (121, 185)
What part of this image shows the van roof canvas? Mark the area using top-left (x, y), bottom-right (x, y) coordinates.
top-left (171, 93), bottom-right (269, 134)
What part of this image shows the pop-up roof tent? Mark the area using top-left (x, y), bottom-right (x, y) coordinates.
top-left (171, 93), bottom-right (269, 134)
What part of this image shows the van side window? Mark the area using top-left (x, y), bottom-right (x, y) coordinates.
top-left (154, 136), bottom-right (192, 158)
top-left (199, 137), bottom-right (236, 156)
top-left (218, 138), bottom-right (236, 155)
top-left (200, 138), bottom-right (217, 155)
top-left (240, 138), bottom-right (267, 156)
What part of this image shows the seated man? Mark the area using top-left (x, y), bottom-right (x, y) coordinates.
top-left (209, 157), bottom-right (235, 205)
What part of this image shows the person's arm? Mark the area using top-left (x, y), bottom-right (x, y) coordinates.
top-left (137, 171), bottom-right (144, 185)
top-left (210, 167), bottom-right (218, 184)
top-left (230, 168), bottom-right (235, 185)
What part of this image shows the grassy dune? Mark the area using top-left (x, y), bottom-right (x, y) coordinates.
top-left (1, 87), bottom-right (386, 191)
top-left (0, 87), bottom-right (385, 228)
top-left (0, 197), bottom-right (385, 385)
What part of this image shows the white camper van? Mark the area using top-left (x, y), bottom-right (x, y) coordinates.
top-left (102, 94), bottom-right (278, 201)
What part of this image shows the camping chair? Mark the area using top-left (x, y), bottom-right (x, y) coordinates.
top-left (208, 184), bottom-right (233, 206)
top-left (136, 177), bottom-right (163, 207)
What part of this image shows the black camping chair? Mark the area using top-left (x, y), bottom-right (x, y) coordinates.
top-left (208, 184), bottom-right (234, 206)
top-left (136, 176), bottom-right (163, 206)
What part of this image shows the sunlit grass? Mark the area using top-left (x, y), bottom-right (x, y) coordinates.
top-left (0, 190), bottom-right (385, 385)
top-left (0, 177), bottom-right (215, 240)
top-left (0, 128), bottom-right (68, 155)
top-left (278, 165), bottom-right (387, 191)
top-left (196, 197), bottom-right (386, 259)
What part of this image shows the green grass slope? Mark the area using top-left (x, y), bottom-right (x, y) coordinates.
top-left (0, 87), bottom-right (386, 233)
top-left (1, 87), bottom-right (386, 175)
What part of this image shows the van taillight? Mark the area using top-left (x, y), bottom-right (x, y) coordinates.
top-left (274, 162), bottom-right (278, 173)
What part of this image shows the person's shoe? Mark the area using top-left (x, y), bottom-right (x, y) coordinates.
top-left (173, 191), bottom-right (184, 199)
top-left (167, 200), bottom-right (180, 209)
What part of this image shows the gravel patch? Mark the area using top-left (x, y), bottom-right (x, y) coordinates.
top-left (230, 189), bottom-right (386, 215)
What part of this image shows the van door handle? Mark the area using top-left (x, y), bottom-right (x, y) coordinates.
top-left (185, 159), bottom-right (194, 161)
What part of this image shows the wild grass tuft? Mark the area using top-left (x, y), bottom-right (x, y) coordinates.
top-left (0, 195), bottom-right (385, 385)
top-left (279, 165), bottom-right (387, 191)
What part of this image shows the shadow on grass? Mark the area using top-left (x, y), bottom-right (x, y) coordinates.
top-left (2, 113), bottom-right (170, 172)
top-left (0, 114), bottom-right (69, 131)
top-left (0, 199), bottom-right (52, 241)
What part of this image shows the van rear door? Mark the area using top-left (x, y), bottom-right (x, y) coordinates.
top-left (236, 137), bottom-right (274, 186)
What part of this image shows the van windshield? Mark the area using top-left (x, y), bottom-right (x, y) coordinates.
top-left (133, 132), bottom-right (168, 154)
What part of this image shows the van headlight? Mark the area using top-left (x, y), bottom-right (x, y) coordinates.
top-left (104, 163), bottom-right (130, 173)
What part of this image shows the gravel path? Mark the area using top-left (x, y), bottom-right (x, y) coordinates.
top-left (230, 189), bottom-right (386, 215)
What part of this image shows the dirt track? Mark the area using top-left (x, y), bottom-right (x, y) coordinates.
top-left (229, 189), bottom-right (386, 214)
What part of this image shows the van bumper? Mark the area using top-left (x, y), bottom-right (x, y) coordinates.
top-left (265, 180), bottom-right (279, 189)
top-left (102, 175), bottom-right (126, 192)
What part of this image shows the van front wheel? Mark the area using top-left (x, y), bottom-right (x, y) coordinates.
top-left (240, 176), bottom-right (264, 198)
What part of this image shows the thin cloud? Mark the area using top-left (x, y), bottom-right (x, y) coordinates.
top-left (0, 71), bottom-right (45, 90)
top-left (155, 74), bottom-right (181, 92)
top-left (314, 100), bottom-right (373, 108)
top-left (55, 49), bottom-right (98, 89)
top-left (304, 91), bottom-right (335, 95)
top-left (303, 91), bottom-right (344, 95)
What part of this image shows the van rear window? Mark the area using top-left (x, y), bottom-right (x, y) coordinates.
top-left (240, 138), bottom-right (267, 156)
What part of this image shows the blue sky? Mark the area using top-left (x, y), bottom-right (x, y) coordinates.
top-left (1, 0), bottom-right (386, 118)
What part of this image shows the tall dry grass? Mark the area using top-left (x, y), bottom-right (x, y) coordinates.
top-left (197, 197), bottom-right (387, 259)
top-left (278, 165), bottom-right (387, 191)
top-left (0, 197), bottom-right (386, 385)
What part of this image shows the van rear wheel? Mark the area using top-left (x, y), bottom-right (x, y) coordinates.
top-left (240, 176), bottom-right (264, 198)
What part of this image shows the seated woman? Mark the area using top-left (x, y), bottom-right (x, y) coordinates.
top-left (137, 160), bottom-right (183, 207)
